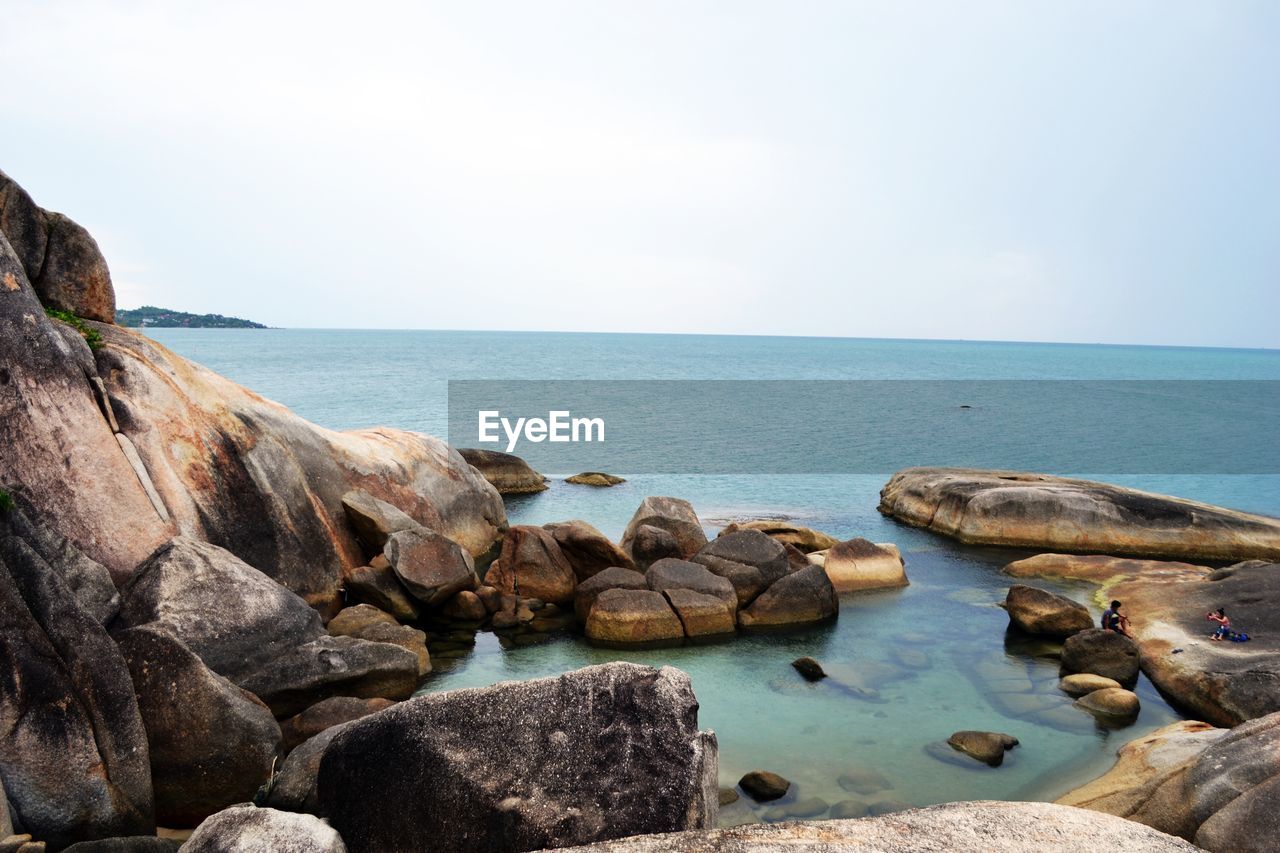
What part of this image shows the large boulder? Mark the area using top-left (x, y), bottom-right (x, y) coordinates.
top-left (183, 805), bottom-right (346, 852)
top-left (543, 520), bottom-right (635, 580)
top-left (341, 562), bottom-right (420, 621)
top-left (548, 801), bottom-right (1198, 852)
top-left (267, 724), bottom-right (351, 814)
top-left (1003, 584), bottom-right (1093, 638)
top-left (114, 537), bottom-right (324, 684)
top-left (384, 528), bottom-right (478, 606)
top-left (621, 497), bottom-right (708, 561)
top-left (624, 525), bottom-right (681, 572)
top-left (820, 538), bottom-right (908, 593)
top-left (1060, 629), bottom-right (1140, 687)
top-left (692, 530), bottom-right (788, 587)
top-left (645, 559), bottom-right (737, 613)
top-left (115, 625), bottom-right (281, 827)
top-left (0, 536), bottom-right (153, 848)
top-left (1076, 687), bottom-right (1141, 722)
top-left (662, 589), bottom-right (735, 638)
top-left (574, 567), bottom-right (649, 622)
top-left (340, 491), bottom-right (420, 553)
top-left (458, 448), bottom-right (548, 494)
top-left (688, 554), bottom-right (765, 608)
top-left (879, 467), bottom-right (1280, 562)
top-left (1005, 553), bottom-right (1212, 583)
top-left (586, 589), bottom-right (685, 644)
top-left (317, 663), bottom-right (717, 853)
top-left (325, 604), bottom-right (396, 636)
top-left (737, 564), bottom-right (838, 629)
top-left (946, 731), bottom-right (1019, 767)
top-left (335, 621), bottom-right (430, 678)
top-left (486, 525), bottom-right (577, 605)
top-left (280, 697), bottom-right (395, 754)
top-left (717, 520), bottom-right (839, 553)
top-left (239, 635), bottom-right (420, 718)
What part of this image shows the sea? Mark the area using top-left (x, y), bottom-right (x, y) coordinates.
top-left (144, 328), bottom-right (1280, 822)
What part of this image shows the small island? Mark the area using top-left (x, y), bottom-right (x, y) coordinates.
top-left (117, 305), bottom-right (267, 329)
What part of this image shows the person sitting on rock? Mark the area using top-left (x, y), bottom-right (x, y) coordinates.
top-left (1101, 600), bottom-right (1132, 637)
top-left (1207, 608), bottom-right (1231, 640)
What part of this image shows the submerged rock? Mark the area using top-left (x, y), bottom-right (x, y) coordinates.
top-left (317, 662), bottom-right (717, 853)
top-left (183, 805), bottom-right (346, 853)
top-left (792, 656), bottom-right (827, 681)
top-left (737, 565), bottom-right (838, 629)
top-left (566, 472), bottom-right (625, 487)
top-left (737, 770), bottom-right (790, 802)
top-left (1003, 584), bottom-right (1092, 638)
top-left (621, 497), bottom-right (708, 561)
top-left (879, 467), bottom-right (1280, 562)
top-left (946, 731), bottom-right (1019, 767)
top-left (458, 447), bottom-right (548, 494)
top-left (821, 538), bottom-right (908, 593)
top-left (1060, 629), bottom-right (1140, 688)
top-left (585, 589), bottom-right (684, 644)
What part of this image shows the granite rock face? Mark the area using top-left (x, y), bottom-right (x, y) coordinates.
top-left (183, 804), bottom-right (346, 853)
top-left (737, 565), bottom-right (838, 629)
top-left (1003, 584), bottom-right (1093, 638)
top-left (239, 635), bottom-right (420, 718)
top-left (340, 491), bottom-right (420, 553)
top-left (621, 497), bottom-right (708, 561)
top-left (645, 559), bottom-right (737, 613)
top-left (0, 537), bottom-right (153, 848)
top-left (585, 589), bottom-right (685, 644)
top-left (384, 527), bottom-right (478, 606)
top-left (692, 531), bottom-right (788, 588)
top-left (317, 663), bottom-right (718, 853)
top-left (880, 467), bottom-right (1280, 562)
top-left (486, 525), bottom-right (578, 605)
top-left (280, 697), bottom-right (395, 754)
top-left (574, 567), bottom-right (649, 622)
top-left (458, 448), bottom-right (548, 494)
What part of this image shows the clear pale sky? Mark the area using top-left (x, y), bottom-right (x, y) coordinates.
top-left (2, 1), bottom-right (1277, 347)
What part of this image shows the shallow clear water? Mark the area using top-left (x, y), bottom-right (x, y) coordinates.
top-left (143, 328), bottom-right (1280, 820)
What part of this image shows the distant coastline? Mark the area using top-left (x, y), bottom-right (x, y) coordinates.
top-left (116, 305), bottom-right (267, 328)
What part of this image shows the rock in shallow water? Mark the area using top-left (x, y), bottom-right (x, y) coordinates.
top-left (1004, 584), bottom-right (1093, 638)
top-left (821, 538), bottom-right (908, 593)
top-left (575, 567), bottom-right (649, 622)
top-left (565, 472), bottom-right (625, 487)
top-left (486, 525), bottom-right (577, 605)
top-left (737, 565), bottom-right (838, 629)
top-left (946, 731), bottom-right (1019, 767)
top-left (1060, 628), bottom-right (1140, 687)
top-left (792, 656), bottom-right (827, 681)
top-left (738, 771), bottom-right (790, 802)
top-left (543, 519), bottom-right (635, 580)
top-left (386, 528), bottom-right (478, 606)
top-left (1075, 687), bottom-right (1141, 722)
top-left (317, 662), bottom-right (717, 853)
top-left (1058, 673), bottom-right (1123, 697)
top-left (585, 589), bottom-right (684, 644)
top-left (458, 448), bottom-right (548, 494)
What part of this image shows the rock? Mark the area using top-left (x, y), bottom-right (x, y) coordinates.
top-left (1076, 687), bottom-right (1141, 721)
top-left (837, 768), bottom-right (892, 795)
top-left (662, 588), bottom-right (735, 638)
top-left (645, 559), bottom-right (737, 613)
top-left (829, 799), bottom-right (871, 819)
top-left (239, 635), bottom-right (421, 717)
top-left (792, 657), bottom-right (827, 681)
top-left (61, 839), bottom-right (180, 852)
top-left (1005, 553), bottom-right (1212, 584)
top-left (1003, 584), bottom-right (1093, 638)
top-left (574, 567), bottom-right (649, 622)
top-left (879, 467), bottom-right (1280, 562)
top-left (782, 543), bottom-right (812, 571)
top-left (585, 589), bottom-right (684, 644)
top-left (115, 626), bottom-right (281, 827)
top-left (441, 589), bottom-right (488, 621)
top-left (621, 497), bottom-right (708, 561)
top-left (1061, 629), bottom-right (1141, 688)
top-left (1059, 673), bottom-right (1123, 697)
top-left (385, 528), bottom-right (478, 606)
top-left (340, 563), bottom-right (420, 621)
top-left (485, 525), bottom-right (577, 605)
top-left (458, 447), bottom-right (548, 494)
top-left (31, 212), bottom-right (116, 322)
top-left (717, 788), bottom-right (738, 806)
top-left (737, 771), bottom-right (790, 802)
top-left (317, 663), bottom-right (717, 853)
top-left (821, 538), bottom-right (908, 593)
top-left (625, 525), bottom-right (682, 572)
top-left (0, 537), bottom-right (154, 849)
top-left (718, 520), bottom-right (839, 553)
top-left (475, 584), bottom-right (503, 613)
top-left (183, 805), bottom-right (346, 852)
top-left (946, 731), bottom-right (1019, 767)
top-left (692, 530), bottom-right (788, 587)
top-left (543, 519), bottom-right (635, 580)
top-left (737, 564), bottom-right (838, 629)
top-left (280, 697), bottom-right (395, 754)
top-left (339, 621), bottom-right (431, 678)
top-left (763, 797), bottom-right (830, 820)
top-left (115, 537), bottom-right (324, 684)
top-left (266, 723), bottom-right (351, 814)
top-left (688, 554), bottom-right (765, 608)
top-left (340, 491), bottom-right (420, 553)
top-left (566, 472), bottom-right (625, 487)
top-left (326, 604), bottom-right (397, 636)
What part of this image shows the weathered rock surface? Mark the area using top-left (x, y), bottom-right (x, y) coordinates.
top-left (645, 559), bottom-right (737, 613)
top-left (718, 520), bottom-right (839, 553)
top-left (1003, 584), bottom-right (1092, 638)
top-left (384, 527), bottom-right (478, 606)
top-left (340, 562), bottom-right (419, 622)
top-left (1059, 673), bottom-right (1123, 697)
top-left (947, 731), bottom-right (1019, 767)
top-left (625, 524), bottom-right (682, 571)
top-left (116, 626), bottom-right (280, 827)
top-left (689, 554), bottom-right (765, 608)
top-left (340, 491), bottom-right (420, 553)
top-left (280, 697), bottom-right (395, 754)
top-left (183, 804), bottom-right (346, 852)
top-left (0, 537), bottom-right (153, 848)
top-left (326, 604), bottom-right (396, 636)
top-left (737, 565), bottom-right (838, 629)
top-left (317, 662), bottom-right (717, 853)
top-left (566, 472), bottom-right (625, 487)
top-left (441, 589), bottom-right (488, 621)
top-left (486, 525), bottom-right (577, 605)
top-left (547, 801), bottom-right (1198, 852)
top-left (267, 724), bottom-right (352, 814)
top-left (880, 467), bottom-right (1280, 561)
top-left (341, 621), bottom-right (431, 677)
top-left (575, 567), bottom-right (650, 622)
top-left (115, 537), bottom-right (324, 683)
top-left (60, 839), bottom-right (180, 852)
top-left (239, 635), bottom-right (420, 718)
top-left (621, 497), bottom-right (708, 560)
top-left (544, 519), bottom-right (635, 580)
top-left (586, 589), bottom-right (685, 644)
top-left (693, 531), bottom-right (788, 588)
top-left (1005, 553), bottom-right (1212, 583)
top-left (663, 588), bottom-right (735, 638)
top-left (821, 539), bottom-right (908, 593)
top-left (1060, 629), bottom-right (1140, 687)
top-left (1076, 687), bottom-right (1141, 722)
top-left (458, 447), bottom-right (548, 494)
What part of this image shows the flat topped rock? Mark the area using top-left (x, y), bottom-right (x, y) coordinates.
top-left (822, 538), bottom-right (908, 593)
top-left (458, 448), bottom-right (548, 494)
top-left (879, 467), bottom-right (1280, 562)
top-left (566, 472), bottom-right (626, 487)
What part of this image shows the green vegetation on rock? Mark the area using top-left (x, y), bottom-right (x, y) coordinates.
top-left (44, 307), bottom-right (103, 350)
top-left (116, 305), bottom-right (267, 329)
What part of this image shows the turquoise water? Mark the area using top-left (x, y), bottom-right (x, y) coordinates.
top-left (145, 329), bottom-right (1280, 819)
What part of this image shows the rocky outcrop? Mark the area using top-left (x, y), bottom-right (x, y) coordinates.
top-left (547, 801), bottom-right (1198, 852)
top-left (820, 539), bottom-right (907, 593)
top-left (879, 467), bottom-right (1280, 562)
top-left (645, 559), bottom-right (737, 613)
top-left (586, 589), bottom-right (685, 644)
top-left (621, 497), bottom-right (708, 561)
top-left (1060, 713), bottom-right (1280, 852)
top-left (486, 525), bottom-right (577, 605)
top-left (183, 805), bottom-right (346, 853)
top-left (1003, 584), bottom-right (1092, 638)
top-left (280, 697), bottom-right (395, 754)
top-left (115, 626), bottom-right (281, 827)
top-left (565, 472), bottom-right (625, 487)
top-left (737, 565), bottom-right (838, 629)
top-left (1060, 629), bottom-right (1140, 687)
top-left (1005, 553), bottom-right (1211, 583)
top-left (574, 567), bottom-right (649, 622)
top-left (317, 663), bottom-right (717, 853)
top-left (543, 520), bottom-right (635, 580)
top-left (384, 528), bottom-right (478, 606)
top-left (0, 537), bottom-right (153, 849)
top-left (458, 448), bottom-right (548, 494)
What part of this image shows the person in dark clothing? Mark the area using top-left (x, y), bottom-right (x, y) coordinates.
top-left (1101, 600), bottom-right (1132, 638)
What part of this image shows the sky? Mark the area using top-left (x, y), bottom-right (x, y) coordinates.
top-left (1, 1), bottom-right (1277, 347)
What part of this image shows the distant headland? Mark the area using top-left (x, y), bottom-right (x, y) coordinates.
top-left (116, 305), bottom-right (267, 328)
